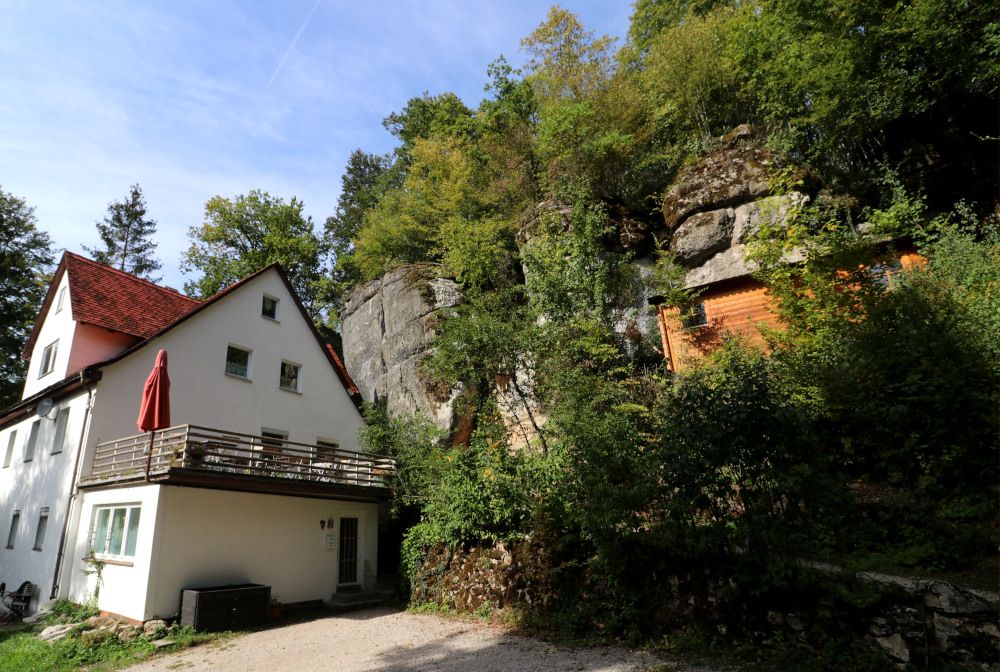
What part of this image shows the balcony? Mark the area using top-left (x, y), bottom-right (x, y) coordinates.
top-left (79, 425), bottom-right (395, 502)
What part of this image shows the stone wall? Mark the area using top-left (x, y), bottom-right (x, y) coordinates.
top-left (410, 541), bottom-right (999, 670)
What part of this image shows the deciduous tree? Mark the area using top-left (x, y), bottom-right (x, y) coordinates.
top-left (181, 190), bottom-right (329, 320)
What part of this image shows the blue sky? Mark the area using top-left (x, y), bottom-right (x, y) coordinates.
top-left (0, 1), bottom-right (632, 290)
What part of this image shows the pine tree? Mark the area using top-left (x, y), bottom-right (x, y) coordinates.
top-left (85, 184), bottom-right (162, 280)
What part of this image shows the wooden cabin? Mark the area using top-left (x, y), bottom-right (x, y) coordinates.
top-left (656, 250), bottom-right (925, 373)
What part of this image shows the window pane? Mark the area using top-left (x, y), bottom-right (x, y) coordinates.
top-left (52, 408), bottom-right (70, 454)
top-left (25, 420), bottom-right (39, 461)
top-left (262, 296), bottom-right (278, 319)
top-left (94, 509), bottom-right (110, 554)
top-left (33, 510), bottom-right (48, 550)
top-left (3, 431), bottom-right (16, 468)
top-left (279, 362), bottom-right (299, 390)
top-left (124, 508), bottom-right (141, 557)
top-left (225, 347), bottom-right (250, 378)
top-left (6, 512), bottom-right (20, 548)
top-left (108, 508), bottom-right (126, 556)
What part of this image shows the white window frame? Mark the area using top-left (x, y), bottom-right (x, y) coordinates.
top-left (55, 286), bottom-right (67, 313)
top-left (39, 340), bottom-right (58, 378)
top-left (91, 504), bottom-right (142, 562)
top-left (6, 510), bottom-right (20, 549)
top-left (279, 360), bottom-right (301, 393)
top-left (24, 420), bottom-right (40, 462)
top-left (225, 344), bottom-right (252, 380)
top-left (262, 294), bottom-right (279, 321)
top-left (32, 507), bottom-right (49, 551)
top-left (52, 407), bottom-right (70, 454)
top-left (3, 431), bottom-right (16, 468)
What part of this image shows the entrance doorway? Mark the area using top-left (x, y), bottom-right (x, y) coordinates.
top-left (338, 517), bottom-right (358, 585)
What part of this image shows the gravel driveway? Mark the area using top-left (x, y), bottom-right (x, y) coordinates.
top-left (123, 606), bottom-right (726, 671)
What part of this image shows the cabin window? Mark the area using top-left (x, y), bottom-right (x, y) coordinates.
top-left (279, 361), bottom-right (301, 392)
top-left (51, 407), bottom-right (70, 455)
top-left (32, 507), bottom-right (49, 551)
top-left (92, 504), bottom-right (141, 560)
top-left (6, 511), bottom-right (20, 549)
top-left (55, 286), bottom-right (67, 313)
top-left (3, 431), bottom-right (16, 468)
top-left (262, 295), bottom-right (279, 320)
top-left (39, 340), bottom-right (58, 378)
top-left (681, 303), bottom-right (708, 329)
top-left (24, 420), bottom-right (40, 462)
top-left (870, 259), bottom-right (904, 287)
top-left (225, 345), bottom-right (252, 379)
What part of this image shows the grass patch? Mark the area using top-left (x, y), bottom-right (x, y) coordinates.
top-left (0, 619), bottom-right (235, 672)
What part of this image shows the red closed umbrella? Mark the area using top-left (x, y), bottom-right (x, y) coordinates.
top-left (138, 350), bottom-right (170, 478)
top-left (138, 350), bottom-right (171, 432)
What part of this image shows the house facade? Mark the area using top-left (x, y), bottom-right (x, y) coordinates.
top-left (0, 253), bottom-right (389, 622)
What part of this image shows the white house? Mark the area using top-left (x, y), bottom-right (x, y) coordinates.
top-left (0, 252), bottom-right (391, 623)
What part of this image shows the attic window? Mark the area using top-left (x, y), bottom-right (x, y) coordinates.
top-left (262, 295), bottom-right (279, 321)
top-left (39, 340), bottom-right (58, 378)
top-left (55, 286), bottom-right (67, 313)
top-left (225, 345), bottom-right (252, 379)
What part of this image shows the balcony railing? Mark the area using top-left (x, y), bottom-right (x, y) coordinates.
top-left (81, 424), bottom-right (394, 493)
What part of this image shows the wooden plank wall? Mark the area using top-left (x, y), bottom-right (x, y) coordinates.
top-left (658, 278), bottom-right (780, 372)
top-left (657, 249), bottom-right (926, 372)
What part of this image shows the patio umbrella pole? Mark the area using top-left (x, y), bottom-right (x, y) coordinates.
top-left (144, 430), bottom-right (155, 480)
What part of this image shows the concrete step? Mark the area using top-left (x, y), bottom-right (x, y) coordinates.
top-left (326, 587), bottom-right (396, 614)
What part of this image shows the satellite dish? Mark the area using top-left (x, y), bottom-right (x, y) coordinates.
top-left (36, 398), bottom-right (54, 419)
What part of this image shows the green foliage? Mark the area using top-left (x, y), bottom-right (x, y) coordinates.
top-left (520, 197), bottom-right (633, 325)
top-left (341, 2), bottom-right (997, 654)
top-left (383, 92), bottom-right (475, 164)
top-left (83, 184), bottom-right (161, 281)
top-left (520, 7), bottom-right (615, 104)
top-left (181, 190), bottom-right (330, 320)
top-left (324, 150), bottom-right (393, 308)
top-left (641, 7), bottom-right (743, 144)
top-left (0, 187), bottom-right (53, 409)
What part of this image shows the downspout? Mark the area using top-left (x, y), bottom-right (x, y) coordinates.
top-left (50, 371), bottom-right (97, 600)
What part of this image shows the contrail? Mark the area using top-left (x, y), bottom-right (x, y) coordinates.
top-left (267, 0), bottom-right (322, 88)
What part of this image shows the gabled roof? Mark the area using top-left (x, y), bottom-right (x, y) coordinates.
top-left (80, 261), bottom-right (364, 411)
top-left (13, 254), bottom-right (363, 418)
top-left (23, 252), bottom-right (201, 356)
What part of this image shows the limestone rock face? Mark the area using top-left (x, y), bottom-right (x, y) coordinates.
top-left (341, 264), bottom-right (464, 435)
top-left (657, 130), bottom-right (815, 289)
top-left (662, 145), bottom-right (786, 231)
top-left (670, 208), bottom-right (735, 266)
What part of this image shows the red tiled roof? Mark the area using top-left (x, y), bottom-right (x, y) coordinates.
top-left (325, 343), bottom-right (360, 397)
top-left (21, 253), bottom-right (364, 413)
top-left (22, 252), bottom-right (201, 357)
top-left (64, 253), bottom-right (201, 338)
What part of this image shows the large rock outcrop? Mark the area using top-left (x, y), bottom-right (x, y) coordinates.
top-left (341, 264), bottom-right (465, 436)
top-left (660, 130), bottom-right (816, 288)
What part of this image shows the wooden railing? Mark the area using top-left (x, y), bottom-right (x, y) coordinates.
top-left (84, 424), bottom-right (394, 489)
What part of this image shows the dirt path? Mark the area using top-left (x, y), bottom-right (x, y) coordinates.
top-left (123, 607), bottom-right (726, 671)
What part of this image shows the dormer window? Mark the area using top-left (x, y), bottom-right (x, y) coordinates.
top-left (262, 295), bottom-right (279, 321)
top-left (39, 340), bottom-right (58, 378)
top-left (55, 286), bottom-right (67, 313)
